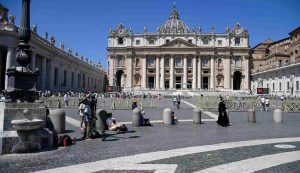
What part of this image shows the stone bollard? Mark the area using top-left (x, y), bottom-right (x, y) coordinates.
top-left (49, 109), bottom-right (66, 134)
top-left (193, 108), bottom-right (202, 124)
top-left (163, 108), bottom-right (172, 125)
top-left (132, 107), bottom-right (142, 127)
top-left (273, 108), bottom-right (283, 123)
top-left (95, 109), bottom-right (108, 130)
top-left (248, 109), bottom-right (256, 123)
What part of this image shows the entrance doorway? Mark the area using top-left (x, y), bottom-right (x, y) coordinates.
top-left (175, 76), bottom-right (182, 89)
top-left (165, 80), bottom-right (169, 89)
top-left (202, 77), bottom-right (209, 89)
top-left (187, 81), bottom-right (192, 89)
top-left (148, 76), bottom-right (154, 89)
top-left (116, 70), bottom-right (124, 91)
top-left (233, 71), bottom-right (242, 90)
top-left (0, 48), bottom-right (7, 91)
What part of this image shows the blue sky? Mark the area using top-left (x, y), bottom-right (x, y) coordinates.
top-left (2, 0), bottom-right (300, 69)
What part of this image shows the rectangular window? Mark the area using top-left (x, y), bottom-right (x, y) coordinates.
top-left (166, 39), bottom-right (170, 44)
top-left (203, 39), bottom-right (209, 45)
top-left (287, 82), bottom-right (290, 90)
top-left (118, 38), bottom-right (124, 45)
top-left (165, 58), bottom-right (170, 67)
top-left (235, 37), bottom-right (240, 45)
top-left (202, 58), bottom-right (209, 67)
top-left (273, 83), bottom-right (275, 90)
top-left (188, 39), bottom-right (192, 43)
top-left (175, 58), bottom-right (182, 67)
top-left (296, 81), bottom-right (299, 90)
top-left (147, 58), bottom-right (155, 67)
top-left (279, 82), bottom-right (282, 91)
top-left (187, 59), bottom-right (192, 67)
top-left (135, 40), bottom-right (140, 45)
top-left (54, 68), bottom-right (58, 87)
top-left (218, 40), bottom-right (222, 46)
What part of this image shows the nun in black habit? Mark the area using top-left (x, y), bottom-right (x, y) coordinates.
top-left (217, 97), bottom-right (230, 127)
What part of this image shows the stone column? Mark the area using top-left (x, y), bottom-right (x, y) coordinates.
top-left (170, 55), bottom-right (174, 89)
top-left (31, 52), bottom-right (36, 71)
top-left (244, 56), bottom-right (250, 90)
top-left (198, 56), bottom-right (202, 89)
top-left (155, 56), bottom-right (160, 89)
top-left (142, 56), bottom-right (147, 89)
top-left (183, 55), bottom-right (187, 89)
top-left (126, 55), bottom-right (132, 89)
top-left (49, 60), bottom-right (54, 91)
top-left (160, 56), bottom-right (165, 89)
top-left (192, 55), bottom-right (197, 90)
top-left (41, 57), bottom-right (47, 91)
top-left (5, 46), bottom-right (14, 90)
top-left (224, 56), bottom-right (231, 89)
top-left (210, 56), bottom-right (215, 90)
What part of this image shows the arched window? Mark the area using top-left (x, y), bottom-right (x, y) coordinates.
top-left (148, 38), bottom-right (155, 45)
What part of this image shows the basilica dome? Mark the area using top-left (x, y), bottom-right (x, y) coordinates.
top-left (158, 5), bottom-right (189, 34)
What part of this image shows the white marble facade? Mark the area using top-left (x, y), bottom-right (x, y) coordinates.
top-left (0, 6), bottom-right (106, 92)
top-left (107, 6), bottom-right (250, 91)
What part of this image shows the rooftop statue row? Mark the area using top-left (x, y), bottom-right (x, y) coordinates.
top-left (109, 5), bottom-right (248, 37)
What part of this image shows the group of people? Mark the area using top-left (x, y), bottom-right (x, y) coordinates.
top-left (172, 95), bottom-right (181, 109)
top-left (78, 94), bottom-right (98, 140)
top-left (259, 96), bottom-right (270, 111)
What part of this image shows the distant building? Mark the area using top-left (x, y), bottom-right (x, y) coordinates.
top-left (251, 27), bottom-right (300, 97)
top-left (0, 5), bottom-right (106, 92)
top-left (107, 5), bottom-right (251, 91)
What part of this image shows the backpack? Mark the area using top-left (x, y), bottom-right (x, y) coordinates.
top-left (58, 135), bottom-right (73, 147)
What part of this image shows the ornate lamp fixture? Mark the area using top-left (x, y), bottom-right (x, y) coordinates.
top-left (5, 0), bottom-right (39, 102)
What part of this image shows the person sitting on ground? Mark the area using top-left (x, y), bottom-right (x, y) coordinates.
top-left (132, 101), bottom-right (138, 110)
top-left (141, 111), bottom-right (152, 126)
top-left (106, 113), bottom-right (127, 131)
top-left (171, 111), bottom-right (178, 125)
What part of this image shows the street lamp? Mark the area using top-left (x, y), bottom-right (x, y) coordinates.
top-left (5, 0), bottom-right (39, 102)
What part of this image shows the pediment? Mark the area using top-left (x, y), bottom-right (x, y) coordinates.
top-left (161, 38), bottom-right (197, 48)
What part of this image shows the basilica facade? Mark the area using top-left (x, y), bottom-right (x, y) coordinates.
top-left (107, 6), bottom-right (250, 91)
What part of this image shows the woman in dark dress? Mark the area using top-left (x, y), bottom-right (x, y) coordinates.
top-left (217, 98), bottom-right (230, 127)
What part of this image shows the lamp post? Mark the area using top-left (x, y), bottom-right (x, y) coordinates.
top-left (5, 0), bottom-right (39, 102)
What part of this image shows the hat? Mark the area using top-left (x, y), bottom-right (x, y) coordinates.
top-left (141, 111), bottom-right (145, 114)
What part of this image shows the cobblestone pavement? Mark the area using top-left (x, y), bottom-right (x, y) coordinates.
top-left (0, 99), bottom-right (299, 173)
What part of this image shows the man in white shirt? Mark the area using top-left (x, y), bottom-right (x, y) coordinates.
top-left (106, 113), bottom-right (127, 131)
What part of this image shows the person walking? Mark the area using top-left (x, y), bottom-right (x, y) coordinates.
top-left (217, 97), bottom-right (230, 127)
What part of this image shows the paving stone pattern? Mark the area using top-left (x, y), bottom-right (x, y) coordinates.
top-left (0, 98), bottom-right (299, 173)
